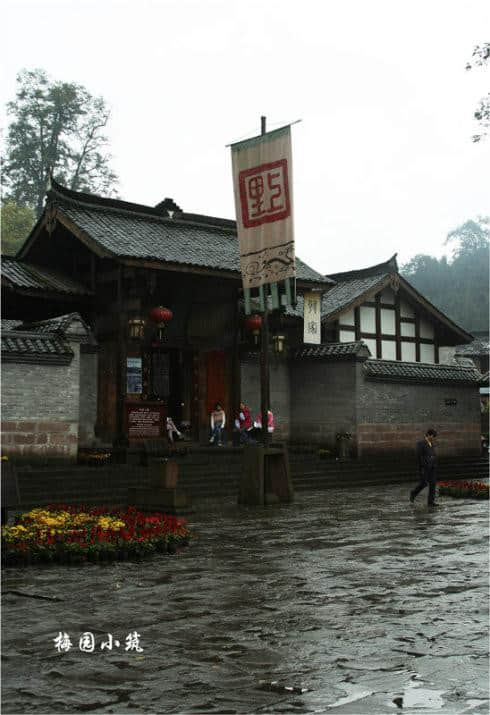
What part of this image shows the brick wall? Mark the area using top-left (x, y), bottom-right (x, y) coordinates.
top-left (240, 356), bottom-right (291, 440)
top-left (1, 343), bottom-right (80, 461)
top-left (357, 372), bottom-right (481, 456)
top-left (290, 359), bottom-right (357, 446)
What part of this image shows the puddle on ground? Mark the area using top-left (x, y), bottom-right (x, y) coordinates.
top-left (2, 485), bottom-right (488, 713)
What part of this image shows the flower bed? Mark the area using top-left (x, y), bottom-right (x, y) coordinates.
top-left (438, 481), bottom-right (489, 499)
top-left (1, 505), bottom-right (191, 567)
top-left (78, 450), bottom-right (112, 466)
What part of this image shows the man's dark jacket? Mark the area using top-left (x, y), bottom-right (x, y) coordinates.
top-left (416, 439), bottom-right (437, 475)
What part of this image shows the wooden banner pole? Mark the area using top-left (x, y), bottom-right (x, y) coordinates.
top-left (260, 115), bottom-right (271, 450)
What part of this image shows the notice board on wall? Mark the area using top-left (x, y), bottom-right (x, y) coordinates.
top-left (125, 402), bottom-right (166, 438)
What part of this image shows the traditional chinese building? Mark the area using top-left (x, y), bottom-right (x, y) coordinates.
top-left (1, 179), bottom-right (483, 461)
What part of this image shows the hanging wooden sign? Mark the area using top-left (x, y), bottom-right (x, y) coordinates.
top-left (303, 291), bottom-right (322, 344)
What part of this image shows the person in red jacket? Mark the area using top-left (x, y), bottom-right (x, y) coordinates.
top-left (253, 409), bottom-right (275, 436)
top-left (234, 402), bottom-right (253, 443)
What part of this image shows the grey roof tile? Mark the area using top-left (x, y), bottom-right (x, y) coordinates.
top-left (47, 181), bottom-right (330, 285)
top-left (1, 319), bottom-right (23, 331)
top-left (363, 359), bottom-right (481, 384)
top-left (286, 255), bottom-right (396, 320)
top-left (293, 341), bottom-right (370, 359)
top-left (321, 274), bottom-right (389, 319)
top-left (455, 337), bottom-right (489, 356)
top-left (20, 312), bottom-right (89, 337)
top-left (1, 331), bottom-right (74, 363)
top-left (2, 256), bottom-right (92, 295)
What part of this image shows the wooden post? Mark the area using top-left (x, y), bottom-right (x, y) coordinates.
top-left (115, 263), bottom-right (127, 448)
top-left (260, 115), bottom-right (270, 450)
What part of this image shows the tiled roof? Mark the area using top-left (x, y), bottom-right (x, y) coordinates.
top-left (42, 180), bottom-right (331, 286)
top-left (285, 256), bottom-right (397, 320)
top-left (321, 273), bottom-right (389, 319)
top-left (20, 312), bottom-right (89, 337)
top-left (320, 255), bottom-right (399, 320)
top-left (363, 359), bottom-right (482, 384)
top-left (2, 256), bottom-right (92, 295)
top-left (455, 337), bottom-right (489, 356)
top-left (293, 341), bottom-right (370, 359)
top-left (1, 320), bottom-right (22, 331)
top-left (1, 331), bottom-right (74, 364)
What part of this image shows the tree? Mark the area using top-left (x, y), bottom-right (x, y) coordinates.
top-left (445, 217), bottom-right (490, 257)
top-left (466, 42), bottom-right (490, 143)
top-left (401, 218), bottom-right (489, 332)
top-left (2, 69), bottom-right (118, 217)
top-left (1, 200), bottom-right (36, 255)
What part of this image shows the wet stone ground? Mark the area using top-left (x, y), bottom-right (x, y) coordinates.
top-left (2, 483), bottom-right (489, 714)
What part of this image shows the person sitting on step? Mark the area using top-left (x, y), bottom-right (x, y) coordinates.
top-left (234, 402), bottom-right (254, 444)
top-left (252, 409), bottom-right (275, 440)
top-left (209, 403), bottom-right (226, 446)
top-left (166, 416), bottom-right (183, 443)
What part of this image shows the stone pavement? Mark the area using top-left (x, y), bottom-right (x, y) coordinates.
top-left (2, 483), bottom-right (489, 713)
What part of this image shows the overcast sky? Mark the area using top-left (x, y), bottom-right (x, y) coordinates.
top-left (2, 0), bottom-right (489, 274)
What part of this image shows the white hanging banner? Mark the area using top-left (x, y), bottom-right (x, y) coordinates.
top-left (231, 125), bottom-right (296, 290)
top-left (303, 291), bottom-right (321, 344)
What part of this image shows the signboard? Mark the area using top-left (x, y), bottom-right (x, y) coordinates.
top-left (126, 403), bottom-right (165, 438)
top-left (303, 291), bottom-right (322, 344)
top-left (126, 357), bottom-right (142, 394)
top-left (231, 125), bottom-right (296, 290)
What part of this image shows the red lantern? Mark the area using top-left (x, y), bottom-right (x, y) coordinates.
top-left (148, 306), bottom-right (173, 324)
top-left (148, 306), bottom-right (173, 340)
top-left (245, 315), bottom-right (262, 332)
top-left (245, 314), bottom-right (262, 344)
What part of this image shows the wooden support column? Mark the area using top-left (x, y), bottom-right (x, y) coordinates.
top-left (115, 263), bottom-right (127, 446)
top-left (375, 293), bottom-right (382, 359)
top-left (232, 286), bottom-right (241, 424)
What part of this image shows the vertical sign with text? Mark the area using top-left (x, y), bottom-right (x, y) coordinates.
top-left (303, 291), bottom-right (322, 344)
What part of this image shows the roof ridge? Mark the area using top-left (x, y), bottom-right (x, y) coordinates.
top-left (49, 178), bottom-right (238, 234)
top-left (327, 254), bottom-right (398, 281)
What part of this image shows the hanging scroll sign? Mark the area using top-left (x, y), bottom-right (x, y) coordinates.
top-left (303, 291), bottom-right (321, 344)
top-left (231, 125), bottom-right (296, 299)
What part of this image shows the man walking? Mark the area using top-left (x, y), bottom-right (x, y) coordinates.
top-left (410, 428), bottom-right (438, 507)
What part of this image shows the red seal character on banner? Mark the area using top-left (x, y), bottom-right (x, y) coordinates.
top-left (239, 159), bottom-right (291, 228)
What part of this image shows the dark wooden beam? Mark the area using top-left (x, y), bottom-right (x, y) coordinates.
top-left (395, 292), bottom-right (401, 361)
top-left (375, 293), bottom-right (381, 359)
top-left (415, 313), bottom-right (421, 362)
top-left (354, 307), bottom-right (361, 341)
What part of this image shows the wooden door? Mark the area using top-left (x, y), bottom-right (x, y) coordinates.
top-left (206, 350), bottom-right (226, 413)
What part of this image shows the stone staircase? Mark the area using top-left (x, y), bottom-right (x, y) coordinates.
top-left (14, 447), bottom-right (488, 508)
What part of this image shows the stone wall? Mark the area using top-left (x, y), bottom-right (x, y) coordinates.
top-left (357, 372), bottom-right (481, 456)
top-left (240, 355), bottom-right (291, 440)
top-left (289, 359), bottom-right (357, 446)
top-left (1, 344), bottom-right (80, 461)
